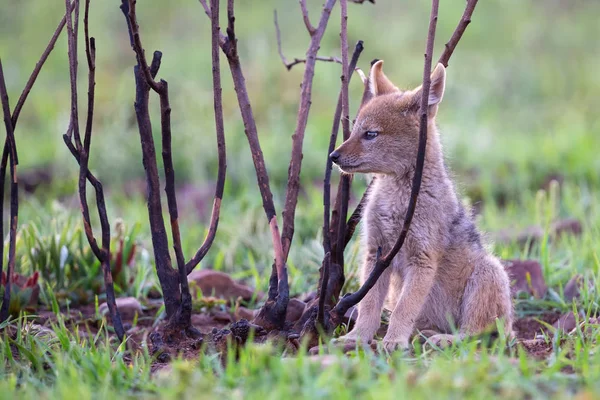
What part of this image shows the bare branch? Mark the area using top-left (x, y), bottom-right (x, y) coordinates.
top-left (186, 0), bottom-right (227, 274)
top-left (344, 177), bottom-right (375, 247)
top-left (12, 2), bottom-right (75, 126)
top-left (316, 0), bottom-right (356, 325)
top-left (333, 0), bottom-right (351, 271)
top-left (0, 61), bottom-right (18, 323)
top-left (274, 9), bottom-right (365, 75)
top-left (310, 40), bottom-right (364, 330)
top-left (299, 0), bottom-right (316, 35)
top-left (125, 0), bottom-right (160, 92)
top-left (438, 0), bottom-right (479, 67)
top-left (197, 0), bottom-right (287, 329)
top-left (280, 0), bottom-right (337, 261)
top-left (61, 0), bottom-right (125, 340)
top-left (64, 0), bottom-right (81, 146)
top-left (119, 0), bottom-right (181, 319)
top-left (332, 0), bottom-right (440, 322)
top-left (0, 2), bottom-right (75, 322)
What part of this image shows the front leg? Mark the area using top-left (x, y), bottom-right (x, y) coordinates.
top-left (341, 247), bottom-right (391, 343)
top-left (383, 255), bottom-right (436, 352)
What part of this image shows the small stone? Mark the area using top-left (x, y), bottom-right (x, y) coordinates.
top-left (188, 270), bottom-right (260, 303)
top-left (551, 218), bottom-right (582, 239)
top-left (563, 274), bottom-right (593, 302)
top-left (99, 297), bottom-right (143, 320)
top-left (569, 317), bottom-right (600, 337)
top-left (502, 259), bottom-right (547, 299)
top-left (234, 306), bottom-right (256, 321)
top-left (302, 291), bottom-right (317, 303)
top-left (285, 298), bottom-right (306, 323)
top-left (553, 312), bottom-right (580, 333)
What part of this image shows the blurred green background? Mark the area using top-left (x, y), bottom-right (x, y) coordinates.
top-left (1, 0), bottom-right (599, 293)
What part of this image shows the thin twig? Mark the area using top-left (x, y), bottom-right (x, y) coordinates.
top-left (316, 0), bottom-right (354, 326)
top-left (12, 2), bottom-right (75, 126)
top-left (125, 0), bottom-right (160, 93)
top-left (274, 10), bottom-right (364, 74)
top-left (65, 0), bottom-right (81, 147)
top-left (299, 0), bottom-right (316, 35)
top-left (280, 0), bottom-right (337, 261)
top-left (334, 0), bottom-right (351, 275)
top-left (220, 0), bottom-right (285, 275)
top-left (0, 3), bottom-right (75, 322)
top-left (344, 177), bottom-right (375, 247)
top-left (61, 0), bottom-right (125, 340)
top-left (314, 41), bottom-right (363, 327)
top-left (0, 61), bottom-right (18, 323)
top-left (332, 0), bottom-right (440, 321)
top-left (185, 0), bottom-right (227, 274)
top-left (201, 0), bottom-right (287, 329)
top-left (438, 0), bottom-right (478, 67)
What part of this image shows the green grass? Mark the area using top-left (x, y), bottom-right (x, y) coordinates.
top-left (1, 0), bottom-right (599, 398)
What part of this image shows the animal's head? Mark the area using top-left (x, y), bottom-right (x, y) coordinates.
top-left (330, 60), bottom-right (446, 175)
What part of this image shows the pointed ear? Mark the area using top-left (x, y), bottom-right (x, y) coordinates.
top-left (368, 60), bottom-right (399, 97)
top-left (427, 63), bottom-right (446, 106)
top-left (411, 63), bottom-right (446, 117)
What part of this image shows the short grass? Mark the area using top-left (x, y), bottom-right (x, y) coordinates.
top-left (0, 0), bottom-right (599, 398)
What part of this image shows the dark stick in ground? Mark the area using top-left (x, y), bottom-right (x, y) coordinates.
top-left (0, 62), bottom-right (19, 323)
top-left (280, 0), bottom-right (337, 262)
top-left (0, 2), bottom-right (77, 324)
top-left (198, 0), bottom-right (288, 330)
top-left (318, 40), bottom-right (365, 322)
top-left (330, 0), bottom-right (440, 324)
top-left (120, 0), bottom-right (182, 321)
top-left (185, 0), bottom-right (227, 276)
top-left (62, 0), bottom-right (125, 340)
top-left (262, 0), bottom-right (339, 330)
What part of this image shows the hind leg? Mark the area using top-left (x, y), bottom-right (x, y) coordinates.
top-left (425, 257), bottom-right (512, 349)
top-left (459, 256), bottom-right (513, 338)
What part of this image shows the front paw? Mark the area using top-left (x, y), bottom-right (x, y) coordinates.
top-left (381, 336), bottom-right (409, 353)
top-left (332, 330), bottom-right (376, 352)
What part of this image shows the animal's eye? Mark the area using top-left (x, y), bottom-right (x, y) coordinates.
top-left (364, 131), bottom-right (378, 140)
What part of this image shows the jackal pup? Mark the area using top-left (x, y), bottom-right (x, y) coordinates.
top-left (330, 61), bottom-right (512, 351)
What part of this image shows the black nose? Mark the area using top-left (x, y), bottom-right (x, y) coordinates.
top-left (329, 150), bottom-right (340, 163)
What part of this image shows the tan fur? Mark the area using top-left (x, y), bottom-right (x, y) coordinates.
top-left (331, 61), bottom-right (513, 351)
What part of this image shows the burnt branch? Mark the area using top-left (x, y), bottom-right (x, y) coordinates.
top-left (61, 0), bottom-right (125, 340)
top-left (12, 2), bottom-right (75, 126)
top-left (333, 0), bottom-right (352, 273)
top-left (0, 62), bottom-right (18, 323)
top-left (120, 0), bottom-right (181, 320)
top-left (280, 0), bottom-right (337, 261)
top-left (185, 0), bottom-right (227, 275)
top-left (319, 40), bottom-right (363, 307)
top-left (314, 1), bottom-right (359, 325)
top-left (344, 177), bottom-right (374, 247)
top-left (0, 3), bottom-right (76, 323)
top-left (296, 40), bottom-right (364, 335)
top-left (438, 0), bottom-right (479, 67)
top-left (64, 0), bottom-right (81, 146)
top-left (331, 0), bottom-right (440, 323)
top-left (197, 0), bottom-right (287, 330)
